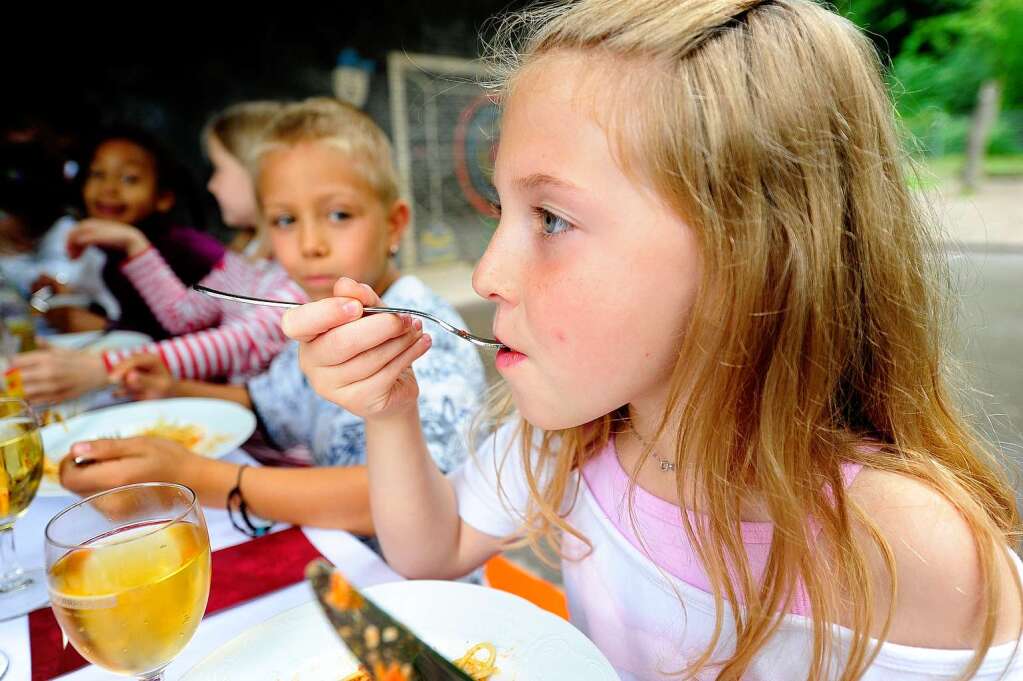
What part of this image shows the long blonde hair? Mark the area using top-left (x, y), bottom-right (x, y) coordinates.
top-left (482, 1), bottom-right (1022, 679)
top-left (204, 101), bottom-right (285, 258)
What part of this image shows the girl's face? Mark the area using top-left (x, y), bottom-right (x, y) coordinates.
top-left (206, 135), bottom-right (259, 229)
top-left (473, 52), bottom-right (703, 431)
top-left (260, 141), bottom-right (406, 301)
top-left (82, 139), bottom-right (174, 226)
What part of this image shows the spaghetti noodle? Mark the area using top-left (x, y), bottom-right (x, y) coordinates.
top-left (136, 419), bottom-right (204, 450)
top-left (341, 642), bottom-right (498, 681)
top-left (43, 456), bottom-right (60, 482)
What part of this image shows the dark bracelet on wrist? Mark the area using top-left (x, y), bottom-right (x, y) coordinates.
top-left (227, 464), bottom-right (274, 538)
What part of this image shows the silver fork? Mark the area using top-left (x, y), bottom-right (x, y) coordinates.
top-left (193, 285), bottom-right (505, 350)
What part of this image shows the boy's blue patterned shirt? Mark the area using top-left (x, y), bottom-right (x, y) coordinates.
top-left (248, 276), bottom-right (487, 472)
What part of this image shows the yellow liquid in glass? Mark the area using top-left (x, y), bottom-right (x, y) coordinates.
top-left (0, 417), bottom-right (42, 523)
top-left (48, 521), bottom-right (211, 675)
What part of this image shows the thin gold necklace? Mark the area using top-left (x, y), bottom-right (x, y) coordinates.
top-left (628, 425), bottom-right (675, 472)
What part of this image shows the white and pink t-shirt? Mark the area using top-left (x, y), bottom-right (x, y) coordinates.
top-left (450, 422), bottom-right (1023, 681)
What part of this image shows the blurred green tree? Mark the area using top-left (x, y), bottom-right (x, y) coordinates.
top-left (838, 0), bottom-right (1023, 187)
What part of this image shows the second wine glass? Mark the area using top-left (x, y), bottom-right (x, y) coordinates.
top-left (0, 396), bottom-right (47, 620)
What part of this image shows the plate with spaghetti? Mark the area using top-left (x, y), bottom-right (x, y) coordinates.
top-left (37, 397), bottom-right (256, 497)
top-left (181, 580), bottom-right (617, 681)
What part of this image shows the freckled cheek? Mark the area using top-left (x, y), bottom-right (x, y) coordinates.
top-left (527, 269), bottom-right (606, 344)
top-left (530, 300), bottom-right (614, 366)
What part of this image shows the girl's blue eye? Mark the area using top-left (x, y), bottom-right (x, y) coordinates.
top-left (537, 207), bottom-right (572, 238)
top-left (122, 175), bottom-right (140, 185)
top-left (328, 210), bottom-right (351, 223)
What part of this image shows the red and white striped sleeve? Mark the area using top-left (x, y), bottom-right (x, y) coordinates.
top-left (120, 247), bottom-right (224, 334)
top-left (102, 263), bottom-right (308, 382)
top-left (102, 320), bottom-right (275, 381)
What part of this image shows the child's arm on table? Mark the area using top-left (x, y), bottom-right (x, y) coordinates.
top-left (59, 437), bottom-right (372, 533)
top-left (111, 352), bottom-right (251, 407)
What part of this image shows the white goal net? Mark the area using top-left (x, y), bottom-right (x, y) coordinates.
top-left (387, 52), bottom-right (500, 269)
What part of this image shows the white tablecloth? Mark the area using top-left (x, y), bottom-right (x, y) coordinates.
top-left (0, 451), bottom-right (404, 680)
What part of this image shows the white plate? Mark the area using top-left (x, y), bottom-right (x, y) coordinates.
top-left (182, 580), bottom-right (618, 681)
top-left (45, 330), bottom-right (152, 352)
top-left (38, 397), bottom-right (256, 497)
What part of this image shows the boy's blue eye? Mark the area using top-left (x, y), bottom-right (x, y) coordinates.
top-left (271, 214), bottom-right (295, 228)
top-left (537, 207), bottom-right (572, 237)
top-left (328, 210), bottom-right (351, 222)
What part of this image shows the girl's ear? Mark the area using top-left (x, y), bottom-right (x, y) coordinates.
top-left (386, 199), bottom-right (410, 252)
top-left (155, 190), bottom-right (176, 213)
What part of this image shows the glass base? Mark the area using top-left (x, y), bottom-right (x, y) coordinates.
top-left (0, 568), bottom-right (49, 621)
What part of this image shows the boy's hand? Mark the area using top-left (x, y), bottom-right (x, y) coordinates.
top-left (59, 437), bottom-right (201, 496)
top-left (282, 277), bottom-right (431, 420)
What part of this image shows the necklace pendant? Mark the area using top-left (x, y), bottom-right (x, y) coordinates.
top-left (659, 459), bottom-right (675, 472)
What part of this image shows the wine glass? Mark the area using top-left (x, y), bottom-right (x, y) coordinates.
top-left (0, 396), bottom-right (47, 619)
top-left (44, 482), bottom-right (212, 680)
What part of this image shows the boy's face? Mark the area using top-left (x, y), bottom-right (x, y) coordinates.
top-left (260, 141), bottom-right (405, 301)
top-left (82, 139), bottom-right (174, 226)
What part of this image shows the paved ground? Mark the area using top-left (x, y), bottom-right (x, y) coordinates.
top-left (940, 176), bottom-right (1023, 515)
top-left (930, 178), bottom-right (1023, 248)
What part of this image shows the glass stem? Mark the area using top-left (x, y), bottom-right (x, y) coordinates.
top-left (136, 671), bottom-right (165, 681)
top-left (0, 526), bottom-right (28, 592)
